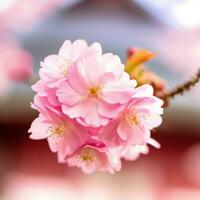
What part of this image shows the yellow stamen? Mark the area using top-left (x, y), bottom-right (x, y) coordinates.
top-left (49, 123), bottom-right (65, 137)
top-left (79, 148), bottom-right (95, 163)
top-left (88, 86), bottom-right (101, 98)
top-left (59, 65), bottom-right (67, 75)
top-left (81, 155), bottom-right (93, 163)
top-left (58, 59), bottom-right (71, 75)
top-left (125, 112), bottom-right (141, 127)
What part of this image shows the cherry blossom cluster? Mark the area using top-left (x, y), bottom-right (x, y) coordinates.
top-left (29, 40), bottom-right (163, 173)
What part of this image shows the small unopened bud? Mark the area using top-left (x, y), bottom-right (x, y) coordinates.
top-left (125, 47), bottom-right (167, 100)
top-left (125, 47), bottom-right (156, 74)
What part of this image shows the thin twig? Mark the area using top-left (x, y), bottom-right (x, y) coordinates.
top-left (160, 69), bottom-right (200, 104)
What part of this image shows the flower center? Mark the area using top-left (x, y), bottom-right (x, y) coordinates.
top-left (125, 112), bottom-right (141, 127)
top-left (49, 123), bottom-right (65, 137)
top-left (59, 65), bottom-right (67, 75)
top-left (58, 59), bottom-right (71, 75)
top-left (81, 155), bottom-right (93, 163)
top-left (88, 86), bottom-right (101, 98)
top-left (79, 148), bottom-right (95, 163)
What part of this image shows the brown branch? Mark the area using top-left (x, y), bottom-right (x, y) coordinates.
top-left (160, 69), bottom-right (200, 105)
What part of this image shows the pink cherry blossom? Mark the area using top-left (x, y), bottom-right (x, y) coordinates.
top-left (29, 98), bottom-right (89, 162)
top-left (106, 138), bottom-right (160, 171)
top-left (99, 84), bottom-right (163, 147)
top-left (40, 40), bottom-right (102, 80)
top-left (121, 138), bottom-right (161, 161)
top-left (57, 52), bottom-right (136, 127)
top-left (66, 145), bottom-right (121, 174)
top-left (117, 84), bottom-right (163, 145)
top-left (32, 40), bottom-right (102, 107)
top-left (0, 0), bottom-right (64, 32)
top-left (32, 71), bottom-right (62, 107)
top-left (29, 39), bottom-right (164, 173)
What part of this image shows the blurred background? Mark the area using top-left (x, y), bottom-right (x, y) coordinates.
top-left (0, 0), bottom-right (200, 199)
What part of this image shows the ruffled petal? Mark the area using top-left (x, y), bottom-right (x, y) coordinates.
top-left (83, 99), bottom-right (109, 127)
top-left (102, 72), bottom-right (136, 104)
top-left (40, 55), bottom-right (68, 79)
top-left (98, 99), bottom-right (124, 118)
top-left (58, 129), bottom-right (88, 163)
top-left (117, 120), bottom-right (132, 141)
top-left (71, 40), bottom-right (88, 60)
top-left (57, 81), bottom-right (84, 106)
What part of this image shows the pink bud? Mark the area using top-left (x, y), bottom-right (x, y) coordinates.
top-left (127, 47), bottom-right (137, 59)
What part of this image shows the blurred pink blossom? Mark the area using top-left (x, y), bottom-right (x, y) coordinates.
top-left (0, 0), bottom-right (64, 32)
top-left (0, 0), bottom-right (66, 97)
top-left (1, 43), bottom-right (32, 81)
top-left (161, 29), bottom-right (200, 78)
top-left (160, 29), bottom-right (200, 97)
top-left (0, 36), bottom-right (32, 96)
top-left (183, 144), bottom-right (200, 185)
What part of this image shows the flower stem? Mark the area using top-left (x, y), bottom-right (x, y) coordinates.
top-left (160, 69), bottom-right (200, 106)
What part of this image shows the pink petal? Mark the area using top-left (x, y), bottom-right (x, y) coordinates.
top-left (101, 53), bottom-right (124, 78)
top-left (46, 89), bottom-right (60, 106)
top-left (100, 119), bottom-right (120, 146)
top-left (141, 114), bottom-right (163, 129)
top-left (102, 73), bottom-right (136, 104)
top-left (82, 162), bottom-right (99, 174)
top-left (29, 116), bottom-right (50, 140)
top-left (76, 56), bottom-right (104, 85)
top-left (47, 135), bottom-right (63, 153)
top-left (107, 147), bottom-right (122, 172)
top-left (84, 99), bottom-right (109, 127)
top-left (98, 72), bottom-right (115, 85)
top-left (40, 55), bottom-right (68, 79)
top-left (67, 62), bottom-right (89, 93)
top-left (89, 42), bottom-right (102, 56)
top-left (57, 81), bottom-right (84, 106)
top-left (130, 126), bottom-right (150, 145)
top-left (133, 84), bottom-right (154, 97)
top-left (58, 40), bottom-right (72, 59)
top-left (71, 40), bottom-right (88, 60)
top-left (117, 120), bottom-right (132, 141)
top-left (58, 129), bottom-right (88, 163)
top-left (117, 120), bottom-right (150, 145)
top-left (122, 145), bottom-right (140, 161)
top-left (148, 138), bottom-right (161, 149)
top-left (98, 99), bottom-right (124, 118)
top-left (61, 100), bottom-right (91, 119)
top-left (128, 97), bottom-right (158, 108)
top-left (102, 89), bottom-right (133, 104)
